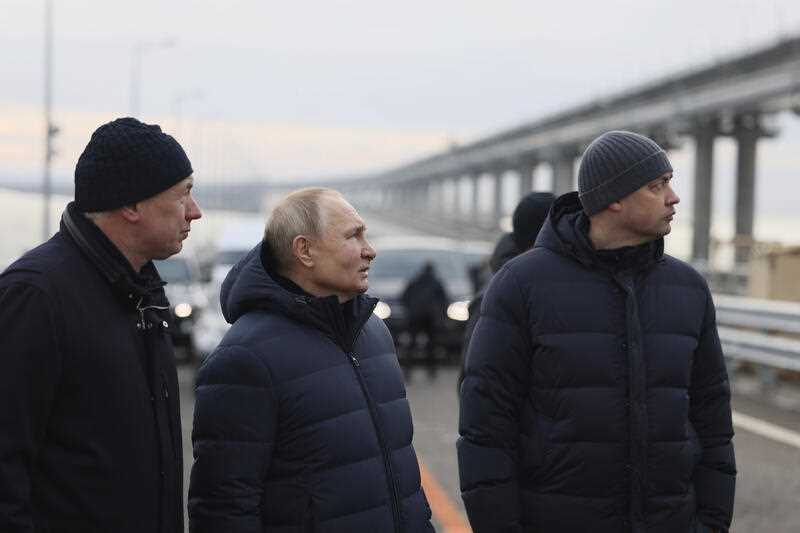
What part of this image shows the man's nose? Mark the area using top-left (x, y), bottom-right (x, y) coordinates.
top-left (187, 195), bottom-right (203, 220)
top-left (363, 240), bottom-right (376, 260)
top-left (667, 185), bottom-right (680, 206)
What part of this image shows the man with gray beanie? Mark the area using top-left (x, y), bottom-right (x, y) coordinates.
top-left (459, 130), bottom-right (735, 533)
top-left (0, 117), bottom-right (201, 533)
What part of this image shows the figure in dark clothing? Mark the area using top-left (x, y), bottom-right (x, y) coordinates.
top-left (459, 131), bottom-right (735, 533)
top-left (401, 261), bottom-right (449, 364)
top-left (0, 118), bottom-right (202, 533)
top-left (189, 188), bottom-right (433, 533)
top-left (459, 192), bottom-right (555, 390)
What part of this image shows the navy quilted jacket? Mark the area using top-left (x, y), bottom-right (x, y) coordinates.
top-left (458, 192), bottom-right (736, 533)
top-left (188, 244), bottom-right (433, 533)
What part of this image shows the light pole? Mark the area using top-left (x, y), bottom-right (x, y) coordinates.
top-left (171, 90), bottom-right (205, 139)
top-left (42, 0), bottom-right (58, 241)
top-left (129, 38), bottom-right (176, 117)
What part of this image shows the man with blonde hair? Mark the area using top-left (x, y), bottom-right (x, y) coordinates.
top-left (189, 188), bottom-right (433, 532)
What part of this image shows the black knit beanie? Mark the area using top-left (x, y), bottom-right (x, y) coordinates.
top-left (74, 117), bottom-right (193, 212)
top-left (511, 191), bottom-right (555, 250)
top-left (577, 130), bottom-right (672, 216)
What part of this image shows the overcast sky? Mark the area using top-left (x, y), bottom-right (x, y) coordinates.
top-left (2, 0), bottom-right (800, 219)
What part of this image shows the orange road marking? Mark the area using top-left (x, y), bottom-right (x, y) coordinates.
top-left (419, 460), bottom-right (472, 533)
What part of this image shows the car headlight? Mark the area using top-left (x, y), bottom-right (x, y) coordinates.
top-left (374, 301), bottom-right (392, 319)
top-left (174, 302), bottom-right (193, 318)
top-left (446, 300), bottom-right (470, 321)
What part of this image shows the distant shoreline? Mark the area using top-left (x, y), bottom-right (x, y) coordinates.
top-left (0, 183), bottom-right (74, 196)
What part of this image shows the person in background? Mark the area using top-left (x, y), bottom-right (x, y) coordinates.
top-left (401, 261), bottom-right (449, 366)
top-left (189, 187), bottom-right (433, 532)
top-left (458, 131), bottom-right (735, 532)
top-left (458, 191), bottom-right (555, 390)
top-left (0, 117), bottom-right (201, 533)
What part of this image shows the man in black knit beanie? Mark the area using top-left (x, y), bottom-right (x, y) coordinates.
top-left (0, 117), bottom-right (201, 533)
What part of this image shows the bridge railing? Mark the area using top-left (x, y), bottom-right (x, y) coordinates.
top-left (714, 294), bottom-right (800, 377)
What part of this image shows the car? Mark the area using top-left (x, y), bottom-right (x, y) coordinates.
top-left (154, 255), bottom-right (209, 363)
top-left (188, 221), bottom-right (266, 361)
top-left (209, 221), bottom-right (265, 286)
top-left (367, 236), bottom-right (492, 365)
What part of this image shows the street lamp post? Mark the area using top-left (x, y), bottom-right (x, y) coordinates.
top-left (129, 38), bottom-right (176, 117)
top-left (42, 0), bottom-right (58, 241)
top-left (172, 90), bottom-right (205, 140)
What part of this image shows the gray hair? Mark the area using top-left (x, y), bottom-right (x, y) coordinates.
top-left (265, 187), bottom-right (344, 272)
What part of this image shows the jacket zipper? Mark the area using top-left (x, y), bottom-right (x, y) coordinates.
top-left (161, 371), bottom-right (179, 461)
top-left (347, 351), bottom-right (403, 533)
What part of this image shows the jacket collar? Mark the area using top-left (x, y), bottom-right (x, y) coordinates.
top-left (535, 192), bottom-right (663, 274)
top-left (61, 202), bottom-right (167, 307)
top-left (221, 241), bottom-right (378, 351)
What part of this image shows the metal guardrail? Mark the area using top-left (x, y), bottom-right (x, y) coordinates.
top-left (715, 294), bottom-right (800, 373)
top-left (718, 327), bottom-right (800, 373)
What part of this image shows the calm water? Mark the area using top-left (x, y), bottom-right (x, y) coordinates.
top-left (1, 189), bottom-right (798, 270)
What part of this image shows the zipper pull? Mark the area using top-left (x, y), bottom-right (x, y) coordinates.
top-left (349, 353), bottom-right (360, 367)
top-left (135, 296), bottom-right (146, 330)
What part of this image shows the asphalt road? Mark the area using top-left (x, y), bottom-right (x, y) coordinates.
top-left (177, 362), bottom-right (800, 532)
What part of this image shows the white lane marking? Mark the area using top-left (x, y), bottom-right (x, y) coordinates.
top-left (733, 410), bottom-right (800, 450)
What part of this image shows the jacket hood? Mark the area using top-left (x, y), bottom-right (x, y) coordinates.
top-left (220, 242), bottom-right (290, 325)
top-left (220, 241), bottom-right (378, 350)
top-left (534, 191), bottom-right (664, 273)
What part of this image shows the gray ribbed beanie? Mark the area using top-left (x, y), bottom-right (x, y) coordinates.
top-left (578, 130), bottom-right (672, 216)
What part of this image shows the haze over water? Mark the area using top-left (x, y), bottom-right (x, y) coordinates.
top-left (2, 188), bottom-right (798, 272)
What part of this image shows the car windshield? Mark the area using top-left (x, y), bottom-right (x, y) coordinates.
top-left (369, 249), bottom-right (483, 281)
top-left (154, 258), bottom-right (192, 284)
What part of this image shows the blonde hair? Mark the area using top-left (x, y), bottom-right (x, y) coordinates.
top-left (265, 187), bottom-right (344, 272)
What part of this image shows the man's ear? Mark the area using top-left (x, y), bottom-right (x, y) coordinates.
top-left (292, 235), bottom-right (314, 268)
top-left (607, 201), bottom-right (623, 213)
top-left (118, 203), bottom-right (142, 223)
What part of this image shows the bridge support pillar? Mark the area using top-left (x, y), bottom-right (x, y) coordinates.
top-left (517, 160), bottom-right (536, 201)
top-left (493, 171), bottom-right (504, 228)
top-left (733, 114), bottom-right (766, 266)
top-left (429, 178), bottom-right (443, 215)
top-left (415, 181), bottom-right (426, 212)
top-left (394, 185), bottom-right (402, 208)
top-left (692, 124), bottom-right (716, 266)
top-left (552, 155), bottom-right (575, 196)
top-left (452, 176), bottom-right (463, 221)
top-left (470, 174), bottom-right (481, 225)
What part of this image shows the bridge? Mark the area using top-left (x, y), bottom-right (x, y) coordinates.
top-left (222, 34), bottom-right (800, 270)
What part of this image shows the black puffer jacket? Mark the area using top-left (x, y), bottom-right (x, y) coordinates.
top-left (0, 203), bottom-right (183, 533)
top-left (188, 243), bottom-right (433, 533)
top-left (458, 192), bottom-right (735, 533)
